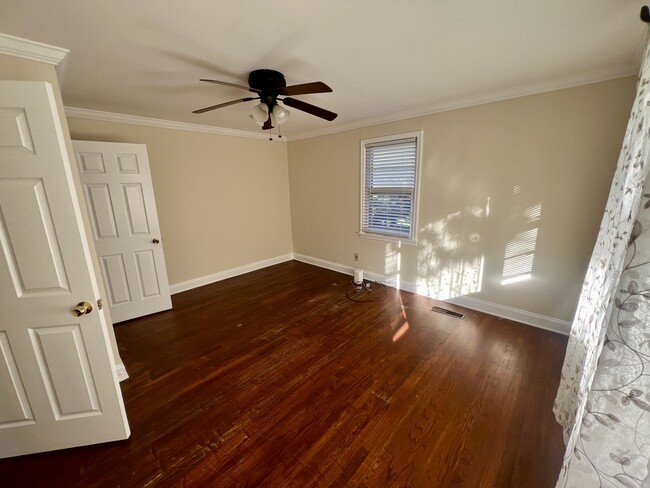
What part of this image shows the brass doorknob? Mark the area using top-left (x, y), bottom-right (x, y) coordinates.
top-left (73, 301), bottom-right (93, 317)
top-left (152, 238), bottom-right (160, 244)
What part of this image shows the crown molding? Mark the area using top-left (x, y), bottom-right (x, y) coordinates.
top-left (290, 64), bottom-right (638, 141)
top-left (65, 107), bottom-right (279, 141)
top-left (0, 32), bottom-right (68, 65)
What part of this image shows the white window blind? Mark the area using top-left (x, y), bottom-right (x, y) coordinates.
top-left (361, 134), bottom-right (419, 240)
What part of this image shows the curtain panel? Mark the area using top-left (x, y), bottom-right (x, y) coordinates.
top-left (561, 179), bottom-right (650, 486)
top-left (554, 32), bottom-right (650, 485)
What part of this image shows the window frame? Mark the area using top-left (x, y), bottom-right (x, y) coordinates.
top-left (359, 131), bottom-right (423, 244)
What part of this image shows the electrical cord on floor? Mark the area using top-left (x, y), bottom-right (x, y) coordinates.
top-left (346, 279), bottom-right (387, 302)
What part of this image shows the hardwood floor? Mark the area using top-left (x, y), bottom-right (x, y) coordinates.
top-left (0, 261), bottom-right (567, 487)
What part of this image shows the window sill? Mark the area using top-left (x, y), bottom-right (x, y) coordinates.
top-left (358, 232), bottom-right (417, 246)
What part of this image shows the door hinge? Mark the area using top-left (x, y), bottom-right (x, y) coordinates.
top-left (97, 298), bottom-right (103, 310)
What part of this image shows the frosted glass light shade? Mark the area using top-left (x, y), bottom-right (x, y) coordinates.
top-left (251, 103), bottom-right (269, 123)
top-left (249, 114), bottom-right (264, 127)
top-left (272, 104), bottom-right (290, 125)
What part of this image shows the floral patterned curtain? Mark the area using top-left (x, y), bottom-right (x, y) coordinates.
top-left (560, 184), bottom-right (650, 487)
top-left (553, 32), bottom-right (650, 486)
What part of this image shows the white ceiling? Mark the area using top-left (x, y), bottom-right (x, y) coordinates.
top-left (1, 0), bottom-right (647, 139)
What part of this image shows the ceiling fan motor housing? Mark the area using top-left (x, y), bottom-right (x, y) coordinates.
top-left (248, 69), bottom-right (287, 91)
top-left (249, 69), bottom-right (287, 107)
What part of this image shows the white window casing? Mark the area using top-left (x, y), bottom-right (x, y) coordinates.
top-left (360, 131), bottom-right (422, 244)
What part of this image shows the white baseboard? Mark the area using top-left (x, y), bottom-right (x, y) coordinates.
top-left (293, 253), bottom-right (354, 277)
top-left (293, 253), bottom-right (570, 335)
top-left (445, 296), bottom-right (570, 335)
top-left (115, 363), bottom-right (129, 382)
top-left (169, 253), bottom-right (294, 295)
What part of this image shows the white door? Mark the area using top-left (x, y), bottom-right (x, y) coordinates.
top-left (0, 81), bottom-right (129, 458)
top-left (72, 141), bottom-right (172, 323)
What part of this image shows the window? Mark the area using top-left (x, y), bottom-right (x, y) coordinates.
top-left (360, 132), bottom-right (421, 242)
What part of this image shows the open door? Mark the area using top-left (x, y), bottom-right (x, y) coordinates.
top-left (72, 141), bottom-right (172, 323)
top-left (0, 81), bottom-right (129, 458)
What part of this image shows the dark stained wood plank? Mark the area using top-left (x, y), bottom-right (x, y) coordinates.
top-left (0, 261), bottom-right (567, 487)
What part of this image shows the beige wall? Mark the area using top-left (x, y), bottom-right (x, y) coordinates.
top-left (0, 53), bottom-right (122, 364)
top-left (67, 118), bottom-right (293, 285)
top-left (287, 77), bottom-right (636, 323)
top-left (2, 48), bottom-right (634, 331)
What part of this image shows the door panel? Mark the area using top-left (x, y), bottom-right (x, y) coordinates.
top-left (74, 141), bottom-right (172, 323)
top-left (0, 81), bottom-right (129, 458)
top-left (0, 179), bottom-right (70, 295)
top-left (116, 153), bottom-right (139, 173)
top-left (123, 183), bottom-right (150, 235)
top-left (0, 332), bottom-right (34, 427)
top-left (77, 152), bottom-right (105, 174)
top-left (101, 254), bottom-right (132, 305)
top-left (135, 250), bottom-right (160, 297)
top-left (29, 324), bottom-right (100, 418)
top-left (0, 108), bottom-right (35, 153)
top-left (84, 184), bottom-right (118, 239)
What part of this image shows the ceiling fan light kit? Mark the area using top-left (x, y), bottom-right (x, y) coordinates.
top-left (193, 69), bottom-right (336, 139)
top-left (272, 104), bottom-right (290, 125)
top-left (249, 113), bottom-right (263, 127)
top-left (250, 102), bottom-right (269, 124)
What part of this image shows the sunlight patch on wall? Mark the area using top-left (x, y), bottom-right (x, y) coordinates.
top-left (414, 201), bottom-right (487, 300)
top-left (384, 241), bottom-right (402, 289)
top-left (501, 185), bottom-right (541, 286)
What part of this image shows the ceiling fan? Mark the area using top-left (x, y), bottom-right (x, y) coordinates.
top-left (193, 69), bottom-right (337, 133)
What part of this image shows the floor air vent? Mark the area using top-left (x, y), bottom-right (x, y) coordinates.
top-left (431, 306), bottom-right (465, 319)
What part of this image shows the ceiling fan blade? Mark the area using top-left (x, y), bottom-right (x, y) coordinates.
top-left (282, 97), bottom-right (338, 121)
top-left (278, 81), bottom-right (332, 96)
top-left (192, 97), bottom-right (256, 114)
top-left (200, 79), bottom-right (261, 93)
